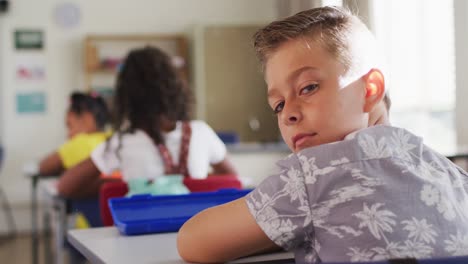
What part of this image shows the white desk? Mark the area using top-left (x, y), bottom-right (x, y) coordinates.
top-left (24, 163), bottom-right (42, 264)
top-left (38, 178), bottom-right (68, 264)
top-left (24, 162), bottom-right (62, 264)
top-left (68, 227), bottom-right (295, 264)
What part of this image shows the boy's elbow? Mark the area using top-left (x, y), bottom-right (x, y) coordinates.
top-left (177, 224), bottom-right (205, 263)
top-left (176, 233), bottom-right (191, 262)
top-left (177, 226), bottom-right (198, 262)
top-left (177, 214), bottom-right (225, 263)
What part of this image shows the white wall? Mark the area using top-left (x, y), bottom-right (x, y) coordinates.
top-left (230, 152), bottom-right (288, 187)
top-left (454, 0), bottom-right (468, 147)
top-left (0, 0), bottom-right (277, 233)
top-left (0, 13), bottom-right (4, 139)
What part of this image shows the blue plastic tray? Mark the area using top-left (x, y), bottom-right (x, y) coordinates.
top-left (109, 189), bottom-right (251, 235)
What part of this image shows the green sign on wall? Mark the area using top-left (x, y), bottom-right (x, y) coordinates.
top-left (16, 92), bottom-right (46, 113)
top-left (14, 30), bottom-right (44, 50)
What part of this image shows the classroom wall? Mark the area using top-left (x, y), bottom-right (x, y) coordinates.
top-left (0, 0), bottom-right (278, 234)
top-left (454, 0), bottom-right (468, 147)
top-left (0, 13), bottom-right (4, 140)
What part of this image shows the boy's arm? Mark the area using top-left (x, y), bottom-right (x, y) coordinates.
top-left (177, 197), bottom-right (280, 263)
top-left (39, 152), bottom-right (64, 176)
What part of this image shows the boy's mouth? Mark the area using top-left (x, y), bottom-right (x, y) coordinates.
top-left (292, 132), bottom-right (318, 150)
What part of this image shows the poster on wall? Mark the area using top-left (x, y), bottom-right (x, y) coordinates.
top-left (14, 54), bottom-right (46, 82)
top-left (16, 92), bottom-right (46, 114)
top-left (14, 29), bottom-right (44, 50)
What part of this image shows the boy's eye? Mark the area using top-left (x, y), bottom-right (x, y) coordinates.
top-left (273, 101), bottom-right (284, 114)
top-left (300, 84), bottom-right (319, 95)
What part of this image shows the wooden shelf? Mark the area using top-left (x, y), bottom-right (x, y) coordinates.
top-left (83, 34), bottom-right (189, 92)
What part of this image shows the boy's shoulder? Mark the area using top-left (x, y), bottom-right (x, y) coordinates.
top-left (276, 125), bottom-right (422, 169)
top-left (344, 125), bottom-right (415, 141)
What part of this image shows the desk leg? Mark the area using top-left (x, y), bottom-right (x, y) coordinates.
top-left (31, 175), bottom-right (38, 264)
top-left (43, 206), bottom-right (52, 264)
top-left (53, 198), bottom-right (66, 264)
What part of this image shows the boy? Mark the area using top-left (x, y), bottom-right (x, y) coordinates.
top-left (177, 6), bottom-right (468, 263)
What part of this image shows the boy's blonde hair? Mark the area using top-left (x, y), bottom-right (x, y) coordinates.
top-left (254, 6), bottom-right (390, 109)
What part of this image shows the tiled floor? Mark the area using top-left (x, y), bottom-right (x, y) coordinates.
top-left (0, 234), bottom-right (45, 264)
top-left (0, 233), bottom-right (86, 264)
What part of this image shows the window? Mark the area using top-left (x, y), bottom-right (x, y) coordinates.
top-left (371, 0), bottom-right (456, 154)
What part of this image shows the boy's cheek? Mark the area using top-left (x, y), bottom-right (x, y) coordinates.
top-left (279, 128), bottom-right (293, 149)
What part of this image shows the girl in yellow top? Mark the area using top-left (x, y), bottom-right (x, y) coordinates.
top-left (39, 92), bottom-right (111, 176)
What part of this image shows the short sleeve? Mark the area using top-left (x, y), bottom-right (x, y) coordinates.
top-left (58, 135), bottom-right (91, 169)
top-left (245, 155), bottom-right (312, 250)
top-left (199, 121), bottom-right (227, 164)
top-left (90, 136), bottom-right (119, 175)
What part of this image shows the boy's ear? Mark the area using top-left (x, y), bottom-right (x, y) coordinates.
top-left (363, 69), bottom-right (385, 113)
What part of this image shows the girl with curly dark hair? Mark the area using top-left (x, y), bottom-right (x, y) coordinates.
top-left (57, 46), bottom-right (236, 198)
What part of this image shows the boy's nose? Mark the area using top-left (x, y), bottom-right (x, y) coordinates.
top-left (282, 103), bottom-right (302, 125)
top-left (289, 115), bottom-right (298, 123)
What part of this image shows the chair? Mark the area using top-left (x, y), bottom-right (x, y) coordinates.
top-left (0, 145), bottom-right (16, 238)
top-left (99, 174), bottom-right (242, 226)
top-left (68, 198), bottom-right (103, 227)
top-left (99, 181), bottom-right (128, 226)
top-left (183, 174), bottom-right (242, 192)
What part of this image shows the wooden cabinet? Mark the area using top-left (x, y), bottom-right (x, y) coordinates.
top-left (194, 25), bottom-right (279, 142)
top-left (83, 34), bottom-right (189, 93)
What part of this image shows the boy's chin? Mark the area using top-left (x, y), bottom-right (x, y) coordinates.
top-left (293, 143), bottom-right (318, 153)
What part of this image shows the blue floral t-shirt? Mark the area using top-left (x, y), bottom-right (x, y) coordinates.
top-left (246, 125), bottom-right (468, 263)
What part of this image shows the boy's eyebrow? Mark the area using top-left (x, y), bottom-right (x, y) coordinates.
top-left (267, 66), bottom-right (320, 99)
top-left (287, 66), bottom-right (320, 84)
top-left (267, 88), bottom-right (279, 99)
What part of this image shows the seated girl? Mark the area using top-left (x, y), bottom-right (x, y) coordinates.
top-left (57, 46), bottom-right (237, 198)
top-left (39, 92), bottom-right (110, 176)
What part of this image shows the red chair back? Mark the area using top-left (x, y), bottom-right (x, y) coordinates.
top-left (183, 174), bottom-right (242, 192)
top-left (99, 175), bottom-right (242, 226)
top-left (99, 180), bottom-right (128, 226)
